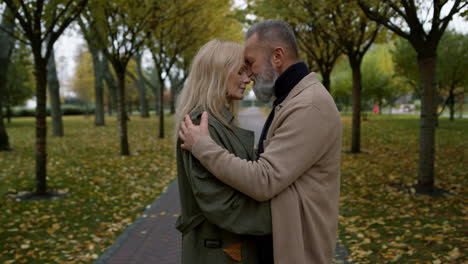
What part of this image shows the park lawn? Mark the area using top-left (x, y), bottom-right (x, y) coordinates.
top-left (339, 114), bottom-right (467, 263)
top-left (0, 113), bottom-right (466, 263)
top-left (0, 115), bottom-right (176, 263)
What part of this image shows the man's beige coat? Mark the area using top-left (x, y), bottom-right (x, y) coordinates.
top-left (192, 73), bottom-right (342, 264)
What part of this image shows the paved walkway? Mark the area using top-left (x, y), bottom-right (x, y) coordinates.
top-left (95, 107), bottom-right (351, 264)
top-left (237, 107), bottom-right (267, 144)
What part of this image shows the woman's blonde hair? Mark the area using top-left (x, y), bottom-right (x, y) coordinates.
top-left (175, 39), bottom-right (244, 138)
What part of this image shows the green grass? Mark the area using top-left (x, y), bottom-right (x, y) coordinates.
top-left (0, 115), bottom-right (176, 263)
top-left (339, 115), bottom-right (467, 263)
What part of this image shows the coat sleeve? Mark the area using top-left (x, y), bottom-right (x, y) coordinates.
top-left (182, 120), bottom-right (272, 236)
top-left (192, 103), bottom-right (340, 201)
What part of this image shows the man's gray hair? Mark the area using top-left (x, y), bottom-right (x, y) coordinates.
top-left (246, 19), bottom-right (299, 58)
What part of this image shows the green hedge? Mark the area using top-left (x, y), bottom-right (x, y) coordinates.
top-left (11, 104), bottom-right (95, 117)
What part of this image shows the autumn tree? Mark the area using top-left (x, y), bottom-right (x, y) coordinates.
top-left (168, 72), bottom-right (185, 114)
top-left (252, 0), bottom-right (384, 152)
top-left (358, 0), bottom-right (468, 192)
top-left (146, 0), bottom-right (243, 138)
top-left (331, 45), bottom-right (406, 113)
top-left (362, 44), bottom-right (407, 113)
top-left (141, 66), bottom-right (162, 116)
top-left (2, 0), bottom-right (88, 196)
top-left (47, 48), bottom-right (64, 136)
top-left (390, 38), bottom-right (419, 92)
top-left (103, 56), bottom-right (118, 115)
top-left (250, 0), bottom-right (343, 91)
top-left (294, 21), bottom-right (342, 91)
top-left (319, 0), bottom-right (384, 153)
top-left (71, 46), bottom-right (141, 118)
top-left (77, 17), bottom-right (106, 126)
top-left (437, 31), bottom-right (468, 120)
top-left (70, 48), bottom-right (94, 102)
top-left (133, 51), bottom-right (150, 118)
top-left (174, 0), bottom-right (243, 96)
top-left (330, 60), bottom-right (353, 112)
top-left (391, 31), bottom-right (468, 121)
top-left (5, 41), bottom-right (35, 122)
top-left (81, 0), bottom-right (159, 155)
top-left (146, 1), bottom-right (194, 139)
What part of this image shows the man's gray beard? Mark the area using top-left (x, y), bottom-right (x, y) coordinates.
top-left (252, 66), bottom-right (278, 103)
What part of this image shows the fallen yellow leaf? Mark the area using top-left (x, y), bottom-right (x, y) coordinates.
top-left (447, 247), bottom-right (461, 260)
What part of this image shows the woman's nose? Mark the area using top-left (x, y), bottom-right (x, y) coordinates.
top-left (246, 67), bottom-right (253, 78)
top-left (242, 73), bottom-right (251, 83)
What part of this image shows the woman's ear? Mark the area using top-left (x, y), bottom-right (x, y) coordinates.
top-left (271, 47), bottom-right (285, 69)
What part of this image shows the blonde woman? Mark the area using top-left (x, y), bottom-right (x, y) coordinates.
top-left (175, 39), bottom-right (273, 263)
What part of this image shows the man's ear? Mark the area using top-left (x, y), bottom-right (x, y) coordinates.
top-left (271, 47), bottom-right (285, 69)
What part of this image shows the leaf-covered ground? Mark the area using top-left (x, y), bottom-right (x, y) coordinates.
top-left (339, 114), bottom-right (467, 263)
top-left (0, 116), bottom-right (176, 263)
top-left (1, 114), bottom-right (466, 263)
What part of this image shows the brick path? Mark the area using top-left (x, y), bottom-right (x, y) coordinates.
top-left (95, 107), bottom-right (351, 264)
top-left (95, 181), bottom-right (181, 264)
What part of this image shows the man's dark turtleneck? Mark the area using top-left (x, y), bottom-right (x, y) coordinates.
top-left (257, 62), bottom-right (310, 155)
top-left (255, 62), bottom-right (309, 264)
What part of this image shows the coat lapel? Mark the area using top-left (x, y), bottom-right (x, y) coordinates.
top-left (220, 109), bottom-right (256, 160)
top-left (230, 126), bottom-right (255, 160)
top-left (266, 72), bottom-right (320, 140)
top-left (190, 107), bottom-right (255, 160)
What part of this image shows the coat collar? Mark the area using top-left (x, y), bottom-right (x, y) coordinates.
top-left (273, 62), bottom-right (310, 106)
top-left (190, 107), bottom-right (235, 125)
top-left (189, 106), bottom-right (255, 159)
top-left (277, 72), bottom-right (320, 107)
top-left (221, 108), bottom-right (235, 124)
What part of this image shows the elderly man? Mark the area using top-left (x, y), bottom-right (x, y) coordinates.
top-left (179, 19), bottom-right (342, 264)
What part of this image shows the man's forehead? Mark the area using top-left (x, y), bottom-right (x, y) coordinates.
top-left (245, 32), bottom-right (260, 48)
top-left (244, 35), bottom-right (261, 59)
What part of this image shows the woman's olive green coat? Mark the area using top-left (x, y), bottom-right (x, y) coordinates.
top-left (176, 109), bottom-right (272, 264)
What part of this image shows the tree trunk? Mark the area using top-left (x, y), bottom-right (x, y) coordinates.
top-left (115, 67), bottom-right (130, 155)
top-left (34, 57), bottom-right (48, 195)
top-left (170, 85), bottom-right (176, 115)
top-left (6, 105), bottom-right (12, 123)
top-left (150, 70), bottom-right (161, 116)
top-left (137, 80), bottom-right (150, 117)
top-left (0, 7), bottom-right (14, 151)
top-left (103, 58), bottom-right (118, 116)
top-left (449, 86), bottom-right (455, 121)
top-left (458, 92), bottom-right (464, 119)
top-left (47, 49), bottom-right (64, 137)
top-left (169, 75), bottom-right (182, 115)
top-left (135, 53), bottom-right (150, 118)
top-left (416, 55), bottom-right (437, 193)
top-left (109, 84), bottom-right (118, 116)
top-left (349, 56), bottom-right (362, 153)
top-left (322, 69), bottom-right (331, 92)
top-left (0, 100), bottom-right (10, 151)
top-left (155, 94), bottom-right (161, 116)
top-left (89, 46), bottom-right (105, 126)
top-left (107, 93), bottom-right (113, 116)
top-left (153, 95), bottom-right (159, 116)
top-left (158, 79), bottom-right (165, 138)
